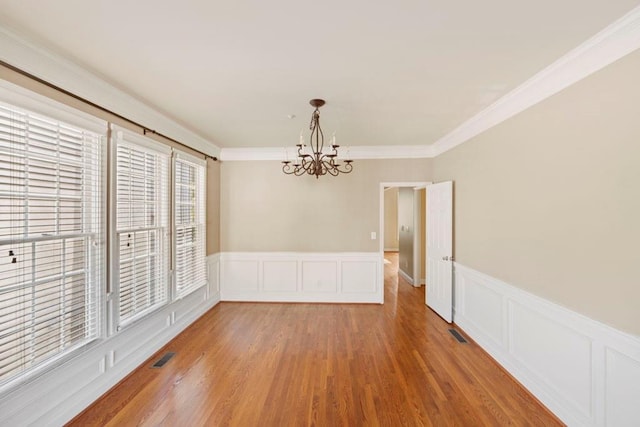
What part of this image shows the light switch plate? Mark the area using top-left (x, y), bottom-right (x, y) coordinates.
top-left (370, 231), bottom-right (376, 240)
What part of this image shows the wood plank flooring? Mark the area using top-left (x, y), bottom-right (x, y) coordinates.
top-left (69, 253), bottom-right (563, 426)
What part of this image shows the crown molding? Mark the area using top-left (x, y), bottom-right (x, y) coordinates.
top-left (219, 144), bottom-right (434, 161)
top-left (347, 145), bottom-right (434, 159)
top-left (219, 147), bottom-right (284, 161)
top-left (0, 27), bottom-right (220, 157)
top-left (3, 4), bottom-right (639, 161)
top-left (431, 5), bottom-right (640, 157)
top-left (222, 5), bottom-right (640, 162)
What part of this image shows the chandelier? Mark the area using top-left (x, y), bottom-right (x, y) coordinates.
top-left (282, 99), bottom-right (353, 178)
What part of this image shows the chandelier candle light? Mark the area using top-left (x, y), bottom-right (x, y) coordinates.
top-left (282, 99), bottom-right (353, 178)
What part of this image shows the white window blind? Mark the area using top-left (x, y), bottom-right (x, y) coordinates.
top-left (0, 99), bottom-right (104, 387)
top-left (174, 152), bottom-right (206, 298)
top-left (114, 129), bottom-right (170, 326)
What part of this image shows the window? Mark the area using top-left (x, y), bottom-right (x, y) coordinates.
top-left (113, 128), bottom-right (170, 327)
top-left (0, 98), bottom-right (105, 387)
top-left (174, 153), bottom-right (207, 298)
top-left (0, 82), bottom-right (210, 392)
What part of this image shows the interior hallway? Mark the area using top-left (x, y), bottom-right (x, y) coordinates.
top-left (70, 253), bottom-right (562, 426)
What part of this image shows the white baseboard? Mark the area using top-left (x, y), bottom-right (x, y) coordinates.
top-left (453, 263), bottom-right (640, 427)
top-left (383, 247), bottom-right (399, 252)
top-left (398, 268), bottom-right (414, 285)
top-left (0, 254), bottom-right (221, 426)
top-left (220, 252), bottom-right (382, 303)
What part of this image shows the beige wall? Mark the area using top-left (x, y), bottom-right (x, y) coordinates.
top-left (398, 187), bottom-right (414, 278)
top-left (383, 187), bottom-right (399, 250)
top-left (220, 158), bottom-right (432, 252)
top-left (206, 158), bottom-right (221, 255)
top-left (434, 49), bottom-right (640, 336)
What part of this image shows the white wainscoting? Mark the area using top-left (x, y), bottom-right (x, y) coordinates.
top-left (220, 252), bottom-right (382, 303)
top-left (0, 254), bottom-right (221, 426)
top-left (454, 263), bottom-right (640, 427)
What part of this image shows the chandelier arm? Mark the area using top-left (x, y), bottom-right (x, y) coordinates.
top-left (336, 161), bottom-right (354, 174)
top-left (327, 164), bottom-right (340, 176)
top-left (302, 158), bottom-right (315, 175)
top-left (282, 163), bottom-right (295, 174)
top-left (318, 160), bottom-right (338, 176)
top-left (323, 158), bottom-right (353, 175)
top-left (316, 158), bottom-right (326, 178)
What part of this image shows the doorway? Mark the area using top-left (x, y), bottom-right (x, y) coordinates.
top-left (379, 182), bottom-right (430, 298)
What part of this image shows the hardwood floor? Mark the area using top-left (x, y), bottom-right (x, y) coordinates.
top-left (69, 253), bottom-right (563, 426)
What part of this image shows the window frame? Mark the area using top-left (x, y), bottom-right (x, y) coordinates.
top-left (109, 127), bottom-right (171, 331)
top-left (172, 151), bottom-right (207, 300)
top-left (0, 79), bottom-right (211, 394)
top-left (0, 81), bottom-right (107, 392)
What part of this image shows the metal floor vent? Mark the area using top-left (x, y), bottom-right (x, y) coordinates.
top-left (448, 329), bottom-right (468, 344)
top-left (152, 352), bottom-right (176, 368)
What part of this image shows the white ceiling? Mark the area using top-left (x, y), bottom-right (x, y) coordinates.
top-left (0, 0), bottom-right (638, 149)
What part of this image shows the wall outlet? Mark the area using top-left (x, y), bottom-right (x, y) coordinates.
top-left (370, 231), bottom-right (377, 240)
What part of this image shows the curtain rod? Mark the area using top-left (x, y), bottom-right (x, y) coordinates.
top-left (0, 59), bottom-right (218, 161)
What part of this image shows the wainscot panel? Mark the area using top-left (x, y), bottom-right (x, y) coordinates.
top-left (220, 252), bottom-right (383, 303)
top-left (0, 253), bottom-right (221, 426)
top-left (453, 263), bottom-right (640, 427)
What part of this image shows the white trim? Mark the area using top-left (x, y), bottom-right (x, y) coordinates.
top-left (219, 252), bottom-right (382, 304)
top-left (207, 253), bottom-right (221, 304)
top-left (453, 262), bottom-right (640, 427)
top-left (379, 182), bottom-right (431, 298)
top-left (0, 79), bottom-right (107, 134)
top-left (381, 182), bottom-right (432, 189)
top-left (412, 187), bottom-right (424, 288)
top-left (0, 253), bottom-right (222, 426)
top-left (220, 144), bottom-right (435, 161)
top-left (219, 147), bottom-right (284, 161)
top-left (398, 268), bottom-right (414, 286)
top-left (0, 27), bottom-right (220, 157)
top-left (339, 145), bottom-right (434, 159)
top-left (220, 5), bottom-right (640, 160)
top-left (3, 6), bottom-right (640, 161)
top-left (431, 5), bottom-right (640, 157)
top-left (174, 147), bottom-right (207, 166)
top-left (113, 125), bottom-right (172, 154)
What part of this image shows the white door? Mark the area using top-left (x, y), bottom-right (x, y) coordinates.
top-left (426, 181), bottom-right (453, 322)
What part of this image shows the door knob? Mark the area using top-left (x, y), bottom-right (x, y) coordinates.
top-left (442, 256), bottom-right (449, 261)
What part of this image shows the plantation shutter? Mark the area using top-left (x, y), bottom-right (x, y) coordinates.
top-left (113, 129), bottom-right (170, 327)
top-left (174, 152), bottom-right (206, 298)
top-left (0, 97), bottom-right (105, 387)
